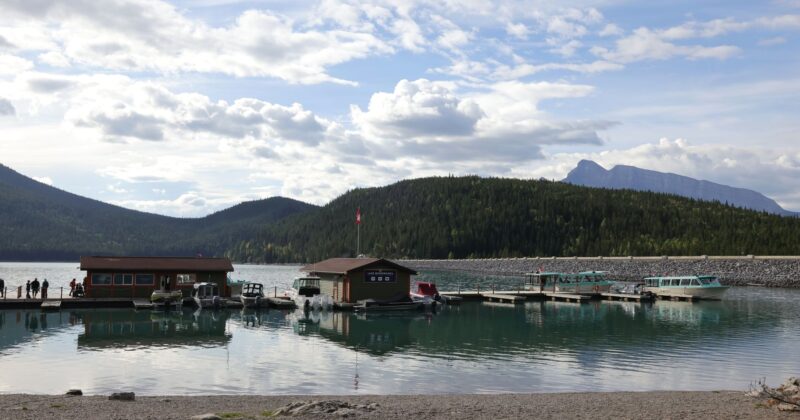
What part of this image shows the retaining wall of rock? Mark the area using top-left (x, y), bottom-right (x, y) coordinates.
top-left (401, 256), bottom-right (800, 288)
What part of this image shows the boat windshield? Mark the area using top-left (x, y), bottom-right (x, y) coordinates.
top-left (293, 278), bottom-right (320, 289)
top-left (243, 283), bottom-right (263, 293)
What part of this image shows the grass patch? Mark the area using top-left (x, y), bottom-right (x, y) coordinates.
top-left (50, 404), bottom-right (65, 409)
top-left (218, 413), bottom-right (245, 419)
top-left (261, 410), bottom-right (275, 417)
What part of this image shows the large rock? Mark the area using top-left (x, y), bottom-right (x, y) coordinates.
top-left (108, 392), bottom-right (135, 401)
top-left (65, 389), bottom-right (82, 396)
top-left (272, 400), bottom-right (378, 417)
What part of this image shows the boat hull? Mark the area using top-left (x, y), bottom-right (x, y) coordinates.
top-left (194, 296), bottom-right (222, 309)
top-left (647, 286), bottom-right (729, 300)
top-left (241, 296), bottom-right (264, 308)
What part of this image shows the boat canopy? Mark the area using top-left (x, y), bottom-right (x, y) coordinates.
top-left (644, 275), bottom-right (719, 287)
top-left (415, 282), bottom-right (439, 296)
top-left (192, 282), bottom-right (219, 298)
top-left (242, 282), bottom-right (263, 295)
top-left (292, 276), bottom-right (321, 289)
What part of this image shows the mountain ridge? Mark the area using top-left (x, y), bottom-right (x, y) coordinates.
top-left (563, 160), bottom-right (796, 216)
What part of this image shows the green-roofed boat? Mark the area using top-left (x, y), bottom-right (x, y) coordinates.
top-left (524, 271), bottom-right (615, 294)
top-left (643, 275), bottom-right (729, 300)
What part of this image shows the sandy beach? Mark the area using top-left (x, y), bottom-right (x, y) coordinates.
top-left (0, 391), bottom-right (793, 419)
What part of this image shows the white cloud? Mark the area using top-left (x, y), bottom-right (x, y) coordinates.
top-left (506, 22), bottom-right (529, 39)
top-left (592, 28), bottom-right (741, 63)
top-left (758, 36), bottom-right (787, 46)
top-left (599, 23), bottom-right (623, 37)
top-left (33, 176), bottom-right (53, 185)
top-left (0, 98), bottom-right (14, 116)
top-left (0, 54), bottom-right (34, 75)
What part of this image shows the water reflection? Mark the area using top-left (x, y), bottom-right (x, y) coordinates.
top-left (78, 309), bottom-right (232, 349)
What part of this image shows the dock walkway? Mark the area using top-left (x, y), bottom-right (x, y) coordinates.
top-left (600, 292), bottom-right (656, 302)
top-left (40, 300), bottom-right (62, 311)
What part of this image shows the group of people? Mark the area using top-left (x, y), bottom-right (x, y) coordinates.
top-left (25, 278), bottom-right (49, 299)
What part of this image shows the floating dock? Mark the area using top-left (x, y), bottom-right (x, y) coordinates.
top-left (542, 292), bottom-right (590, 303)
top-left (482, 294), bottom-right (526, 304)
top-left (600, 292), bottom-right (656, 302)
top-left (132, 299), bottom-right (154, 310)
top-left (266, 297), bottom-right (296, 309)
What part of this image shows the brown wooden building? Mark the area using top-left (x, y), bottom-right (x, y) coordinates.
top-left (80, 256), bottom-right (234, 298)
top-left (300, 258), bottom-right (417, 303)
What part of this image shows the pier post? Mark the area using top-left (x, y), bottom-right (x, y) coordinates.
top-left (274, 286), bottom-right (277, 298)
top-left (492, 284), bottom-right (495, 293)
top-left (60, 287), bottom-right (63, 299)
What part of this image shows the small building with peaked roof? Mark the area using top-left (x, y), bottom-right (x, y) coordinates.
top-left (79, 256), bottom-right (234, 298)
top-left (300, 257), bottom-right (417, 303)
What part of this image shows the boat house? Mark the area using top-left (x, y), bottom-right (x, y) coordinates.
top-left (80, 256), bottom-right (234, 298)
top-left (300, 258), bottom-right (417, 303)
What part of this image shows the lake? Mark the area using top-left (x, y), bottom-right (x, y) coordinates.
top-left (0, 263), bottom-right (799, 395)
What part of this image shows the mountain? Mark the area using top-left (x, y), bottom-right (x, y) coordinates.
top-left (226, 176), bottom-right (800, 263)
top-left (3, 163), bottom-right (800, 262)
top-left (563, 160), bottom-right (796, 216)
top-left (0, 163), bottom-right (316, 260)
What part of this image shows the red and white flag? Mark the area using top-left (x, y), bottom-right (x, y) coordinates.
top-left (356, 207), bottom-right (362, 225)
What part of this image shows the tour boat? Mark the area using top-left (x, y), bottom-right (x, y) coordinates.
top-left (240, 282), bottom-right (265, 308)
top-left (410, 281), bottom-right (462, 305)
top-left (286, 276), bottom-right (332, 310)
top-left (150, 275), bottom-right (183, 308)
top-left (643, 275), bottom-right (729, 300)
top-left (525, 271), bottom-right (615, 294)
top-left (191, 282), bottom-right (222, 309)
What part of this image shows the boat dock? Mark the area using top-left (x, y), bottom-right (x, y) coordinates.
top-left (40, 300), bottom-right (62, 311)
top-left (482, 294), bottom-right (526, 304)
top-left (600, 292), bottom-right (656, 302)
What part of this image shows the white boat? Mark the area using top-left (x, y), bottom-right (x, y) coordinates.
top-left (286, 276), bottom-right (332, 311)
top-left (150, 275), bottom-right (183, 308)
top-left (192, 282), bottom-right (222, 309)
top-left (525, 271), bottom-right (615, 294)
top-left (643, 275), bottom-right (729, 300)
top-left (240, 282), bottom-right (265, 308)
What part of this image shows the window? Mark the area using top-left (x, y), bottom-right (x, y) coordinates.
top-left (671, 279), bottom-right (681, 286)
top-left (680, 279), bottom-right (691, 286)
top-left (177, 274), bottom-right (196, 284)
top-left (114, 274), bottom-right (133, 285)
top-left (135, 274), bottom-right (154, 285)
top-left (691, 279), bottom-right (701, 286)
top-left (92, 273), bottom-right (112, 285)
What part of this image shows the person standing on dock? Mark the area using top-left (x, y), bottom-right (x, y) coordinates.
top-left (41, 279), bottom-right (49, 299)
top-left (69, 278), bottom-right (76, 296)
top-left (31, 278), bottom-right (40, 298)
top-left (26, 280), bottom-right (31, 299)
top-left (0, 278), bottom-right (4, 298)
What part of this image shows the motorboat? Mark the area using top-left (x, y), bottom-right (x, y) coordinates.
top-left (410, 281), bottom-right (461, 306)
top-left (286, 276), bottom-right (332, 311)
top-left (240, 282), bottom-right (265, 308)
top-left (525, 271), bottom-right (615, 294)
top-left (150, 275), bottom-right (183, 308)
top-left (643, 275), bottom-right (729, 300)
top-left (191, 282), bottom-right (222, 309)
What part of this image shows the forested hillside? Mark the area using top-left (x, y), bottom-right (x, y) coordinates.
top-left (226, 176), bottom-right (800, 262)
top-left (0, 164), bottom-right (315, 260)
top-left (3, 163), bottom-right (800, 262)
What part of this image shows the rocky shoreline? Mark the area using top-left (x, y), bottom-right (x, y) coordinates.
top-left (402, 256), bottom-right (800, 288)
top-left (0, 391), bottom-right (791, 419)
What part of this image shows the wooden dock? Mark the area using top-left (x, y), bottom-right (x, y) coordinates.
top-left (40, 300), bottom-right (62, 311)
top-left (600, 292), bottom-right (656, 302)
top-left (542, 292), bottom-right (591, 303)
top-left (482, 294), bottom-right (526, 304)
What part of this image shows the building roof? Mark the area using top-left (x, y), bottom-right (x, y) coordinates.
top-left (80, 256), bottom-right (234, 272)
top-left (301, 257), bottom-right (417, 275)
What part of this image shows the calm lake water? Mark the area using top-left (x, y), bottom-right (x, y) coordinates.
top-left (1, 263), bottom-right (799, 395)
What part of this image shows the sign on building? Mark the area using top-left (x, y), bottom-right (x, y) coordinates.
top-left (365, 271), bottom-right (396, 283)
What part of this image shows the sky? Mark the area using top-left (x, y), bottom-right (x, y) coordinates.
top-left (0, 0), bottom-right (799, 217)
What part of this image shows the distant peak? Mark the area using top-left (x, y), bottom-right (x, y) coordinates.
top-left (576, 159), bottom-right (606, 171)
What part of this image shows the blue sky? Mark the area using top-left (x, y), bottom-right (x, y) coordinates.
top-left (0, 0), bottom-right (799, 216)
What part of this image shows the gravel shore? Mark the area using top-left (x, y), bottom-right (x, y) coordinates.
top-left (0, 391), bottom-right (791, 419)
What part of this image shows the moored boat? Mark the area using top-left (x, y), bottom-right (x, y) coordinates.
top-left (410, 281), bottom-right (461, 305)
top-left (643, 275), bottom-right (729, 300)
top-left (240, 282), bottom-right (265, 308)
top-left (150, 275), bottom-right (183, 308)
top-left (286, 276), bottom-right (332, 310)
top-left (525, 271), bottom-right (615, 294)
top-left (192, 282), bottom-right (222, 309)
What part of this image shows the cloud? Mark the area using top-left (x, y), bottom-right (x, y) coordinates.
top-left (0, 54), bottom-right (34, 75)
top-left (0, 98), bottom-right (14, 116)
top-left (758, 36), bottom-right (787, 46)
top-left (599, 23), bottom-right (623, 37)
top-left (0, 0), bottom-right (392, 85)
top-left (33, 176), bottom-right (53, 185)
top-left (592, 28), bottom-right (741, 63)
